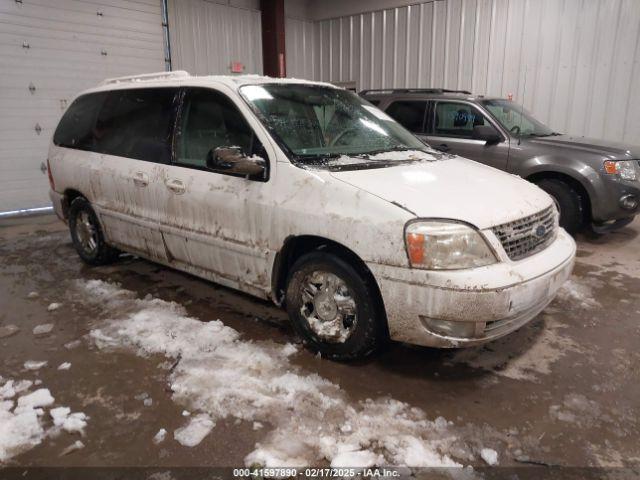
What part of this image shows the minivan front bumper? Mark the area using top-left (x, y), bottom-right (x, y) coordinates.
top-left (369, 229), bottom-right (576, 348)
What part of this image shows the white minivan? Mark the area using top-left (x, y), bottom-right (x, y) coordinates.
top-left (48, 71), bottom-right (576, 360)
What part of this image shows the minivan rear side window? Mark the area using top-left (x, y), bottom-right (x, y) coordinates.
top-left (93, 88), bottom-right (178, 163)
top-left (53, 92), bottom-right (107, 150)
top-left (385, 101), bottom-right (428, 133)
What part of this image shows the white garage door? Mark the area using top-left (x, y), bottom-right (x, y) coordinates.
top-left (0, 0), bottom-right (166, 213)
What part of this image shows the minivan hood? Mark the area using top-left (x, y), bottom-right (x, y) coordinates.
top-left (329, 157), bottom-right (552, 230)
top-left (525, 134), bottom-right (640, 160)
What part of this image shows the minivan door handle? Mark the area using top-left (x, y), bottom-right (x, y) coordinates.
top-left (165, 178), bottom-right (186, 195)
top-left (132, 171), bottom-right (149, 187)
top-left (434, 143), bottom-right (450, 152)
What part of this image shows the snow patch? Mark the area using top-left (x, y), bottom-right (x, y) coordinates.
top-left (60, 440), bottom-right (85, 456)
top-left (549, 393), bottom-right (604, 428)
top-left (555, 279), bottom-right (600, 309)
top-left (153, 428), bottom-right (167, 444)
top-left (174, 415), bottom-right (215, 447)
top-left (16, 389), bottom-right (54, 413)
top-left (330, 449), bottom-right (382, 468)
top-left (83, 279), bottom-right (463, 468)
top-left (0, 325), bottom-right (20, 339)
top-left (0, 380), bottom-right (32, 400)
top-left (0, 379), bottom-right (87, 462)
top-left (61, 413), bottom-right (88, 434)
top-left (0, 406), bottom-right (43, 462)
top-left (322, 150), bottom-right (439, 169)
top-left (449, 315), bottom-right (583, 382)
top-left (57, 362), bottom-right (72, 371)
top-left (24, 361), bottom-right (47, 371)
top-left (64, 340), bottom-right (82, 350)
top-left (480, 448), bottom-right (498, 466)
top-left (33, 324), bottom-right (54, 335)
top-left (47, 302), bottom-right (63, 312)
top-left (50, 406), bottom-right (71, 426)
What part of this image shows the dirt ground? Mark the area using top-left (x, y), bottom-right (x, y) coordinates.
top-left (0, 213), bottom-right (638, 477)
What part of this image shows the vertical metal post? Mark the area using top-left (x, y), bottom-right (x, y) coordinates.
top-left (161, 0), bottom-right (172, 71)
top-left (261, 0), bottom-right (286, 77)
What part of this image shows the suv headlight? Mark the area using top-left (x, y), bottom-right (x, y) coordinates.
top-left (405, 221), bottom-right (498, 270)
top-left (604, 160), bottom-right (638, 181)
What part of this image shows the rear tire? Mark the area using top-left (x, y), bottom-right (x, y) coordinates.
top-left (285, 252), bottom-right (386, 361)
top-left (535, 178), bottom-right (585, 234)
top-left (68, 197), bottom-right (119, 266)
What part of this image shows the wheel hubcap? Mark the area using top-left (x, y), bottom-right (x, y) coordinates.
top-left (75, 211), bottom-right (98, 255)
top-left (300, 270), bottom-right (357, 343)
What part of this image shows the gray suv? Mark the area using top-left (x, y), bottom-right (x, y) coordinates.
top-left (361, 88), bottom-right (640, 234)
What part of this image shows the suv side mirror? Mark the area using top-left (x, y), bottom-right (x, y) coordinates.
top-left (473, 125), bottom-right (502, 145)
top-left (206, 146), bottom-right (266, 178)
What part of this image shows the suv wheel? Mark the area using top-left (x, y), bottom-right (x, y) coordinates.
top-left (68, 198), bottom-right (119, 265)
top-left (285, 252), bottom-right (386, 361)
top-left (535, 178), bottom-right (584, 234)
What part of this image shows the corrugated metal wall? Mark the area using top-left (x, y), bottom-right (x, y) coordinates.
top-left (285, 16), bottom-right (316, 80)
top-left (286, 0), bottom-right (640, 144)
top-left (0, 0), bottom-right (165, 212)
top-left (167, 0), bottom-right (262, 76)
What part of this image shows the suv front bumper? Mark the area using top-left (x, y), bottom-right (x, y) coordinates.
top-left (369, 229), bottom-right (576, 348)
top-left (591, 176), bottom-right (640, 224)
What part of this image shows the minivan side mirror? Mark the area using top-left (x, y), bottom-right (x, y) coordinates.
top-left (472, 125), bottom-right (502, 145)
top-left (206, 146), bottom-right (266, 178)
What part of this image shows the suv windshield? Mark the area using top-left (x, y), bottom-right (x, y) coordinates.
top-left (482, 99), bottom-right (558, 137)
top-left (240, 84), bottom-right (431, 164)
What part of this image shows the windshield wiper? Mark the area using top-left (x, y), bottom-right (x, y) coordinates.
top-left (528, 132), bottom-right (562, 138)
top-left (293, 152), bottom-right (342, 163)
top-left (353, 146), bottom-right (422, 158)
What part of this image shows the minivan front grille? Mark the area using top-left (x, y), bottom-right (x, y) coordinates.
top-left (491, 206), bottom-right (557, 261)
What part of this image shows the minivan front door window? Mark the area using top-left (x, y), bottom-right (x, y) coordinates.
top-left (240, 84), bottom-right (433, 167)
top-left (175, 88), bottom-right (265, 172)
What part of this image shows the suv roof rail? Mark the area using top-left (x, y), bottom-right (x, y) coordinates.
top-left (359, 88), bottom-right (472, 96)
top-left (100, 70), bottom-right (191, 86)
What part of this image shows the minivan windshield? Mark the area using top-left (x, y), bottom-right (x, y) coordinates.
top-left (482, 99), bottom-right (558, 137)
top-left (239, 84), bottom-right (431, 164)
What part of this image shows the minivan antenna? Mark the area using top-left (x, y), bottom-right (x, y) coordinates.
top-left (517, 66), bottom-right (527, 146)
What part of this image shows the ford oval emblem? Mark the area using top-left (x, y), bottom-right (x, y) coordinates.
top-left (534, 225), bottom-right (546, 238)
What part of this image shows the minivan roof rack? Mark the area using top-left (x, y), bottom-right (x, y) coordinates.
top-left (359, 88), bottom-right (472, 96)
top-left (100, 70), bottom-right (191, 86)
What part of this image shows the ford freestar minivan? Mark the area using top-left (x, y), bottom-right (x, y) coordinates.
top-left (48, 71), bottom-right (576, 360)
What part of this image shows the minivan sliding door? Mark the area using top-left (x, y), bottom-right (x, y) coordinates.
top-left (90, 87), bottom-right (179, 261)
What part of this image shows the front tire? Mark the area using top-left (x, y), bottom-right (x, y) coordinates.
top-left (68, 197), bottom-right (119, 265)
top-left (285, 252), bottom-right (386, 361)
top-left (536, 178), bottom-right (585, 234)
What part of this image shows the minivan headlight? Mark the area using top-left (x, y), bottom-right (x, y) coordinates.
top-left (405, 221), bottom-right (497, 270)
top-left (604, 160), bottom-right (638, 181)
